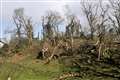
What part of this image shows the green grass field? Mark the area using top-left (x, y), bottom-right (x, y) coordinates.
top-left (0, 56), bottom-right (116, 80)
top-left (0, 57), bottom-right (64, 80)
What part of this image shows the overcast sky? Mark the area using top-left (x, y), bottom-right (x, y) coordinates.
top-left (0, 0), bottom-right (109, 41)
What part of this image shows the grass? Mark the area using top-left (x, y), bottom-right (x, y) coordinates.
top-left (0, 56), bottom-right (117, 80)
top-left (0, 57), bottom-right (63, 80)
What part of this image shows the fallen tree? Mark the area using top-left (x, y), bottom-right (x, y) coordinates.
top-left (56, 42), bottom-right (120, 80)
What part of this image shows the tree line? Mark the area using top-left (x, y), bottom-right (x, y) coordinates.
top-left (1, 0), bottom-right (120, 60)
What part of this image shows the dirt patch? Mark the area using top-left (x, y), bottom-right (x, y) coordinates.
top-left (11, 53), bottom-right (26, 63)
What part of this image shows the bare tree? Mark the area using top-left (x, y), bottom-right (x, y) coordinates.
top-left (65, 15), bottom-right (82, 50)
top-left (13, 8), bottom-right (34, 47)
top-left (65, 15), bottom-right (82, 38)
top-left (42, 11), bottom-right (63, 45)
top-left (2, 8), bottom-right (25, 54)
top-left (109, 0), bottom-right (120, 41)
top-left (23, 18), bottom-right (34, 46)
top-left (96, 1), bottom-right (109, 60)
top-left (82, 2), bottom-right (98, 40)
top-left (13, 8), bottom-right (24, 43)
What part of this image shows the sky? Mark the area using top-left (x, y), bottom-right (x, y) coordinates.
top-left (0, 0), bottom-right (109, 41)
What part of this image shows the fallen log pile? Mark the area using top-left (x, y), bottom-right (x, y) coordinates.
top-left (58, 43), bottom-right (120, 80)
